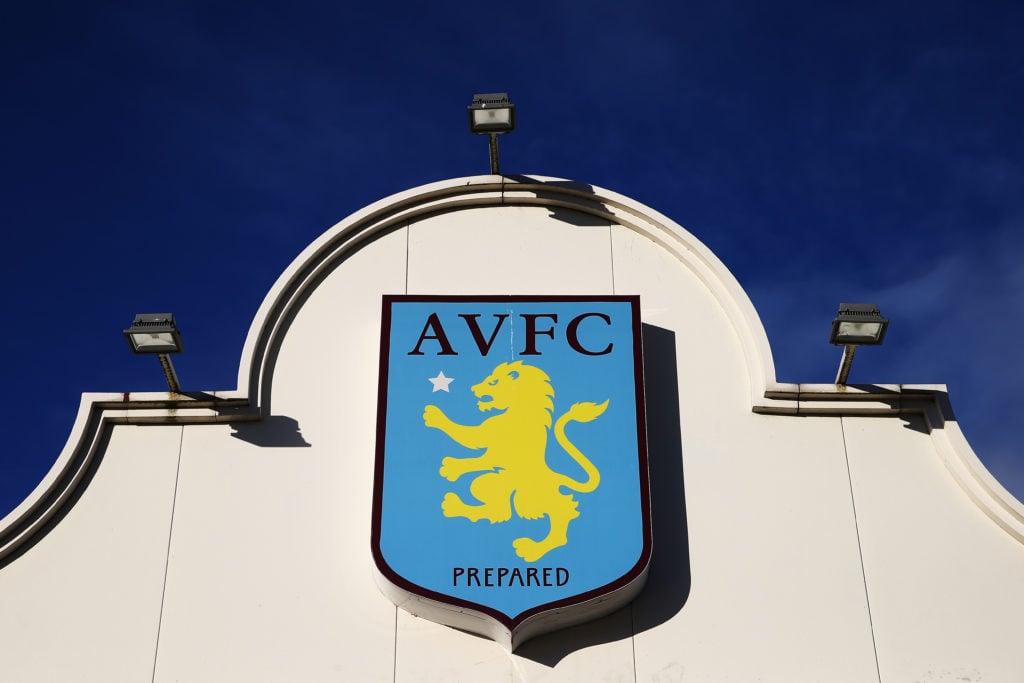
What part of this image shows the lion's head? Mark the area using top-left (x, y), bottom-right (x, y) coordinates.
top-left (472, 361), bottom-right (554, 420)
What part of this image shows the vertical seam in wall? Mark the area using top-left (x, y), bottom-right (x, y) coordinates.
top-left (840, 416), bottom-right (883, 683)
top-left (629, 602), bottom-right (638, 682)
top-left (608, 223), bottom-right (617, 294)
top-left (392, 605), bottom-right (399, 683)
top-left (151, 425), bottom-right (185, 683)
top-left (404, 222), bottom-right (410, 295)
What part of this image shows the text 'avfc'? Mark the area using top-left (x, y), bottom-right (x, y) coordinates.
top-left (408, 312), bottom-right (614, 357)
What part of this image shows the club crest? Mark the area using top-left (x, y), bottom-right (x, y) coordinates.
top-left (371, 296), bottom-right (651, 649)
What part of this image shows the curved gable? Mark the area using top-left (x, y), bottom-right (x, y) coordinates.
top-left (2, 175), bottom-right (1023, 680)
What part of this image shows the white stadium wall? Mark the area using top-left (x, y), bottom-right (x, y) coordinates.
top-left (1, 176), bottom-right (1022, 682)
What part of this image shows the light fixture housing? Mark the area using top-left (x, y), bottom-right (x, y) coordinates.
top-left (829, 303), bottom-right (888, 346)
top-left (124, 313), bottom-right (183, 355)
top-left (468, 93), bottom-right (515, 134)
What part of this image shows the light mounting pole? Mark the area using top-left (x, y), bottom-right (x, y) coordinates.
top-left (123, 313), bottom-right (184, 393)
top-left (829, 303), bottom-right (889, 386)
top-left (468, 93), bottom-right (515, 175)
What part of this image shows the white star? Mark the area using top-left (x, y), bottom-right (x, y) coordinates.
top-left (428, 371), bottom-right (454, 392)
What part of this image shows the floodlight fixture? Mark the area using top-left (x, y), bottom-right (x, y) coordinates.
top-left (468, 92), bottom-right (515, 134)
top-left (124, 313), bottom-right (183, 393)
top-left (468, 93), bottom-right (515, 175)
top-left (829, 303), bottom-right (889, 385)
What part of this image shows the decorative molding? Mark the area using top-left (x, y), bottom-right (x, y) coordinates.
top-left (3, 175), bottom-right (1020, 565)
top-left (754, 383), bottom-right (1024, 544)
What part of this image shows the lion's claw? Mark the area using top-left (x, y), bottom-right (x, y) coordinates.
top-left (438, 456), bottom-right (461, 481)
top-left (512, 537), bottom-right (545, 563)
top-left (423, 404), bottom-right (444, 429)
top-left (441, 492), bottom-right (462, 517)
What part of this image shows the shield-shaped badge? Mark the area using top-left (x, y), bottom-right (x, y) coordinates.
top-left (372, 295), bottom-right (651, 649)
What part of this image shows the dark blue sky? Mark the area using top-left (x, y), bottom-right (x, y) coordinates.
top-left (2, 1), bottom-right (1022, 515)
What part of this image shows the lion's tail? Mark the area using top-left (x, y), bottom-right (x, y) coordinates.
top-left (554, 400), bottom-right (609, 493)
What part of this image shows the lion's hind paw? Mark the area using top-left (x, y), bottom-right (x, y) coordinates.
top-left (441, 492), bottom-right (465, 518)
top-left (512, 537), bottom-right (547, 563)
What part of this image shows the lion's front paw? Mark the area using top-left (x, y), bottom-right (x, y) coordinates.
top-left (423, 404), bottom-right (445, 429)
top-left (441, 492), bottom-right (463, 517)
top-left (439, 456), bottom-right (461, 481)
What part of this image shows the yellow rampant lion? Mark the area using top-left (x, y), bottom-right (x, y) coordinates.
top-left (422, 360), bottom-right (608, 562)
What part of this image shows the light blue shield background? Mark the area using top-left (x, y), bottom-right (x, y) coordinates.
top-left (379, 299), bottom-right (644, 619)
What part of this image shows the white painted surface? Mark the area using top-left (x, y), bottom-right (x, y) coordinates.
top-left (613, 224), bottom-right (878, 680)
top-left (2, 177), bottom-right (1022, 682)
top-left (407, 205), bottom-right (613, 295)
top-left (511, 607), bottom-right (636, 682)
top-left (395, 609), bottom-right (513, 682)
top-left (0, 424), bottom-right (181, 682)
top-left (152, 228), bottom-right (407, 683)
top-left (844, 414), bottom-right (1024, 682)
